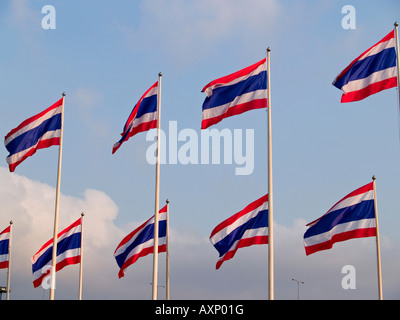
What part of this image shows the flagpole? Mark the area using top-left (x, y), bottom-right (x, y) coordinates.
top-left (49, 92), bottom-right (65, 301)
top-left (394, 22), bottom-right (400, 112)
top-left (166, 199), bottom-right (170, 300)
top-left (78, 213), bottom-right (84, 300)
top-left (372, 176), bottom-right (383, 300)
top-left (6, 221), bottom-right (12, 300)
top-left (266, 47), bottom-right (274, 300)
top-left (152, 73), bottom-right (162, 300)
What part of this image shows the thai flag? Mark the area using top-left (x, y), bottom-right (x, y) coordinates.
top-left (303, 182), bottom-right (376, 256)
top-left (201, 58), bottom-right (267, 129)
top-left (112, 81), bottom-right (158, 154)
top-left (332, 30), bottom-right (397, 103)
top-left (0, 226), bottom-right (11, 270)
top-left (114, 205), bottom-right (167, 279)
top-left (32, 217), bottom-right (82, 288)
top-left (209, 194), bottom-right (269, 269)
top-left (4, 98), bottom-right (63, 172)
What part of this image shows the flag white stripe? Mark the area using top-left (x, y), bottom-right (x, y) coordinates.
top-left (0, 253), bottom-right (8, 263)
top-left (32, 223), bottom-right (81, 264)
top-left (145, 86), bottom-right (158, 97)
top-left (0, 233), bottom-right (10, 242)
top-left (327, 190), bottom-right (374, 214)
top-left (210, 202), bottom-right (268, 245)
top-left (128, 110), bottom-right (157, 130)
top-left (114, 213), bottom-right (167, 257)
top-left (123, 236), bottom-right (167, 263)
top-left (6, 129), bottom-right (62, 165)
top-left (217, 227), bottom-right (268, 261)
top-left (358, 37), bottom-right (395, 62)
top-left (204, 62), bottom-right (266, 97)
top-left (32, 248), bottom-right (80, 281)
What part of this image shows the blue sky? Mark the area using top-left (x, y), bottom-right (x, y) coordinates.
top-left (1, 0), bottom-right (400, 300)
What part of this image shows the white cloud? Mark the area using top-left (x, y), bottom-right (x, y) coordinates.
top-left (0, 167), bottom-right (123, 299)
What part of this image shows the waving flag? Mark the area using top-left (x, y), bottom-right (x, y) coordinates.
top-left (112, 81), bottom-right (158, 154)
top-left (32, 217), bottom-right (82, 288)
top-left (114, 205), bottom-right (167, 279)
top-left (332, 30), bottom-right (397, 103)
top-left (0, 226), bottom-right (11, 269)
top-left (201, 58), bottom-right (267, 129)
top-left (210, 194), bottom-right (269, 269)
top-left (304, 182), bottom-right (376, 255)
top-left (4, 98), bottom-right (63, 172)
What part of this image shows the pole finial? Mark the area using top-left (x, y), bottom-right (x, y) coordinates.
top-left (62, 92), bottom-right (66, 96)
top-left (372, 175), bottom-right (376, 181)
top-left (9, 220), bottom-right (13, 225)
top-left (166, 199), bottom-right (169, 204)
top-left (81, 212), bottom-right (85, 217)
top-left (159, 72), bottom-right (162, 77)
top-left (395, 21), bottom-right (399, 27)
top-left (267, 47), bottom-right (271, 52)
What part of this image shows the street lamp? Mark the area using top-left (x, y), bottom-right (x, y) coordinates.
top-left (292, 278), bottom-right (304, 300)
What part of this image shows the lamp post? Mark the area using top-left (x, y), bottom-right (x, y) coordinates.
top-left (292, 278), bottom-right (304, 300)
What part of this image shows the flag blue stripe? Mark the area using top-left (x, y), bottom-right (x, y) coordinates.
top-left (5, 113), bottom-right (61, 155)
top-left (333, 47), bottom-right (396, 89)
top-left (32, 232), bottom-right (81, 273)
top-left (202, 71), bottom-right (267, 111)
top-left (213, 209), bottom-right (268, 257)
top-left (304, 200), bottom-right (375, 239)
top-left (0, 240), bottom-right (9, 255)
top-left (115, 220), bottom-right (167, 268)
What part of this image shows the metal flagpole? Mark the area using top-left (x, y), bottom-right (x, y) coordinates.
top-left (394, 22), bottom-right (400, 112)
top-left (166, 199), bottom-right (170, 300)
top-left (49, 92), bottom-right (65, 301)
top-left (372, 176), bottom-right (383, 300)
top-left (78, 212), bottom-right (84, 300)
top-left (152, 73), bottom-right (162, 300)
top-left (266, 48), bottom-right (274, 300)
top-left (6, 221), bottom-right (12, 300)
